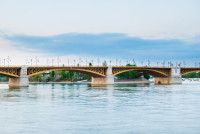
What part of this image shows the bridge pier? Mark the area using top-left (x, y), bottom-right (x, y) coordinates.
top-left (154, 67), bottom-right (182, 85)
top-left (9, 65), bottom-right (29, 88)
top-left (91, 66), bottom-right (114, 85)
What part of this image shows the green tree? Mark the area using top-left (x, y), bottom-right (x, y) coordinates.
top-left (116, 64), bottom-right (139, 79)
top-left (60, 70), bottom-right (67, 81)
top-left (33, 74), bottom-right (39, 81)
top-left (50, 71), bottom-right (55, 81)
top-left (143, 73), bottom-right (150, 80)
top-left (66, 71), bottom-right (74, 81)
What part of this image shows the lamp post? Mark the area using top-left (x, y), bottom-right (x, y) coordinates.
top-left (52, 59), bottom-right (54, 66)
top-left (35, 57), bottom-right (39, 66)
top-left (73, 60), bottom-right (75, 66)
top-left (97, 58), bottom-right (100, 66)
top-left (30, 59), bottom-right (33, 66)
top-left (157, 62), bottom-right (159, 67)
top-left (162, 60), bottom-right (165, 67)
top-left (116, 59), bottom-right (118, 66)
top-left (47, 59), bottom-right (49, 66)
top-left (148, 59), bottom-right (150, 67)
top-left (3, 58), bottom-right (6, 66)
top-left (26, 58), bottom-right (29, 65)
top-left (57, 57), bottom-right (61, 66)
top-left (91, 60), bottom-right (93, 65)
top-left (85, 59), bottom-right (88, 66)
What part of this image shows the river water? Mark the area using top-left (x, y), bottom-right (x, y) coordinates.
top-left (0, 82), bottom-right (200, 134)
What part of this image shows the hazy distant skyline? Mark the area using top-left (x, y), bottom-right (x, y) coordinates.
top-left (0, 0), bottom-right (199, 65)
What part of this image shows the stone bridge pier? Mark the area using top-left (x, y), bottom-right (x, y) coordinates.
top-left (154, 67), bottom-right (182, 85)
top-left (9, 65), bottom-right (29, 87)
top-left (91, 66), bottom-right (114, 85)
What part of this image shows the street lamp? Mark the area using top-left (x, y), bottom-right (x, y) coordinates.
top-left (91, 60), bottom-right (93, 65)
top-left (30, 58), bottom-right (33, 66)
top-left (141, 61), bottom-right (143, 66)
top-left (73, 60), bottom-right (75, 66)
top-left (183, 61), bottom-right (186, 67)
top-left (26, 58), bottom-right (30, 65)
top-left (35, 57), bottom-right (39, 66)
top-left (97, 58), bottom-right (100, 66)
top-left (57, 57), bottom-right (61, 66)
top-left (85, 59), bottom-right (88, 66)
top-left (148, 59), bottom-right (150, 67)
top-left (52, 59), bottom-right (54, 66)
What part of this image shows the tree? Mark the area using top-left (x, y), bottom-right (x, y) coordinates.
top-left (116, 64), bottom-right (139, 79)
top-left (50, 71), bottom-right (55, 81)
top-left (33, 74), bottom-right (39, 81)
top-left (66, 71), bottom-right (74, 81)
top-left (60, 70), bottom-right (67, 81)
top-left (143, 73), bottom-right (150, 80)
top-left (89, 62), bottom-right (92, 67)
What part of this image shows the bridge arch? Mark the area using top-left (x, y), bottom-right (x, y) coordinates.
top-left (181, 69), bottom-right (200, 76)
top-left (27, 67), bottom-right (107, 78)
top-left (112, 67), bottom-right (170, 77)
top-left (0, 68), bottom-right (20, 78)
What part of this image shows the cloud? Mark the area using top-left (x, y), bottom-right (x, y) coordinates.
top-left (1, 32), bottom-right (200, 66)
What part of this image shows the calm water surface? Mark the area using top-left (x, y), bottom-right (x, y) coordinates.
top-left (0, 82), bottom-right (200, 134)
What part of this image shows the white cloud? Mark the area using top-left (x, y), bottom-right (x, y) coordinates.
top-left (0, 38), bottom-right (43, 65)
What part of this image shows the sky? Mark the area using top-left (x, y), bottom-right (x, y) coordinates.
top-left (0, 0), bottom-right (199, 66)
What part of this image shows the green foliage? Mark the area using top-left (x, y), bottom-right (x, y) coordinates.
top-left (60, 70), bottom-right (67, 80)
top-left (50, 71), bottom-right (55, 81)
top-left (33, 74), bottom-right (39, 81)
top-left (116, 64), bottom-right (139, 79)
top-left (89, 62), bottom-right (92, 67)
top-left (182, 72), bottom-right (200, 78)
top-left (143, 73), bottom-right (150, 80)
top-left (0, 75), bottom-right (9, 81)
top-left (66, 71), bottom-right (74, 81)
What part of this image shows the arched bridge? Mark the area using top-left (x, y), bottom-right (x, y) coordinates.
top-left (1, 66), bottom-right (199, 87)
top-left (0, 66), bottom-right (199, 78)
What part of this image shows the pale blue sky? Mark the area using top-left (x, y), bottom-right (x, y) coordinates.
top-left (0, 0), bottom-right (199, 65)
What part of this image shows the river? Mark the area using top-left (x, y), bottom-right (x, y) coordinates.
top-left (0, 82), bottom-right (200, 134)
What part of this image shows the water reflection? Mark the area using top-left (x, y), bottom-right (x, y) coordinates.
top-left (0, 83), bottom-right (200, 134)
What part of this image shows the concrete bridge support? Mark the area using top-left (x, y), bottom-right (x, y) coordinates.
top-left (154, 67), bottom-right (182, 85)
top-left (91, 66), bottom-right (114, 85)
top-left (9, 66), bottom-right (29, 88)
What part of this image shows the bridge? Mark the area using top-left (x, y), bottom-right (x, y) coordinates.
top-left (0, 65), bottom-right (199, 87)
